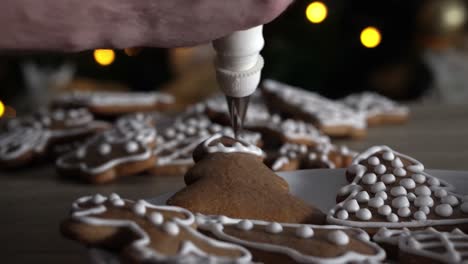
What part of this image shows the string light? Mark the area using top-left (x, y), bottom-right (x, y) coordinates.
top-left (360, 27), bottom-right (382, 48)
top-left (93, 49), bottom-right (115, 66)
top-left (0, 100), bottom-right (5, 118)
top-left (306, 1), bottom-right (328, 24)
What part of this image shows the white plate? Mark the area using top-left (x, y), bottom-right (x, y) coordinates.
top-left (89, 168), bottom-right (468, 263)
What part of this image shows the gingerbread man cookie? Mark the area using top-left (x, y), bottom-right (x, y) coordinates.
top-left (327, 146), bottom-right (468, 235)
top-left (341, 92), bottom-right (409, 126)
top-left (56, 116), bottom-right (157, 184)
top-left (196, 214), bottom-right (386, 264)
top-left (167, 134), bottom-right (325, 224)
top-left (0, 108), bottom-right (108, 168)
top-left (61, 194), bottom-right (252, 263)
top-left (261, 79), bottom-right (367, 138)
top-left (52, 90), bottom-right (174, 117)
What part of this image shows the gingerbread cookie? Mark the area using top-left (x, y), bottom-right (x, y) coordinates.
top-left (147, 116), bottom-right (262, 177)
top-left (261, 79), bottom-right (367, 138)
top-left (327, 145), bottom-right (468, 235)
top-left (341, 92), bottom-right (409, 126)
top-left (373, 227), bottom-right (410, 259)
top-left (269, 142), bottom-right (356, 171)
top-left (52, 90), bottom-right (174, 117)
top-left (197, 214), bottom-right (386, 263)
top-left (167, 134), bottom-right (325, 224)
top-left (61, 194), bottom-right (252, 263)
top-left (0, 108), bottom-right (108, 168)
top-left (56, 116), bottom-right (157, 184)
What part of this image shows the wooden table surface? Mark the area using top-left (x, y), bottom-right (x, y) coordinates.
top-left (1, 104), bottom-right (467, 263)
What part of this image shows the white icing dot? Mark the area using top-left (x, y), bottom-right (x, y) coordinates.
top-left (371, 182), bottom-right (386, 193)
top-left (217, 215), bottom-right (230, 224)
top-left (98, 144), bottom-right (112, 155)
top-left (362, 173), bottom-right (377, 185)
top-left (265, 222), bottom-right (283, 234)
top-left (133, 201), bottom-right (147, 216)
top-left (435, 189), bottom-right (448, 198)
top-left (381, 174), bottom-right (396, 184)
top-left (390, 186), bottom-right (407, 197)
top-left (407, 164), bottom-right (424, 173)
top-left (344, 199), bottom-right (360, 213)
top-left (407, 192), bottom-right (416, 202)
top-left (387, 213), bottom-right (399, 222)
top-left (296, 226), bottom-right (314, 238)
top-left (420, 206), bottom-right (430, 215)
top-left (392, 158), bottom-right (404, 168)
top-left (76, 148), bottom-right (86, 158)
top-left (412, 173), bottom-right (426, 184)
top-left (415, 186), bottom-right (431, 196)
top-left (400, 178), bottom-right (416, 189)
top-left (109, 193), bottom-right (120, 200)
top-left (378, 205), bottom-right (392, 216)
top-left (336, 210), bottom-right (349, 220)
top-left (376, 191), bottom-right (388, 200)
top-left (392, 196), bottom-right (410, 209)
top-left (92, 194), bottom-right (107, 204)
top-left (368, 156), bottom-right (380, 166)
top-left (356, 191), bottom-right (370, 203)
top-left (125, 141), bottom-right (139, 153)
top-left (236, 220), bottom-right (254, 231)
top-left (461, 202), bottom-right (468, 213)
top-left (327, 230), bottom-right (349, 245)
top-left (368, 197), bottom-right (384, 208)
top-left (413, 211), bottom-right (427, 221)
top-left (435, 204), bottom-right (453, 217)
top-left (148, 212), bottom-right (164, 225)
top-left (441, 195), bottom-right (459, 206)
top-left (398, 207), bottom-right (411, 217)
top-left (428, 177), bottom-right (440, 186)
top-left (356, 208), bottom-right (372, 220)
top-left (382, 151), bottom-right (395, 161)
top-left (163, 222), bottom-right (180, 236)
top-left (347, 164), bottom-right (363, 175)
top-left (414, 196), bottom-right (434, 208)
top-left (408, 237), bottom-right (421, 249)
top-left (111, 198), bottom-right (125, 207)
top-left (393, 168), bottom-right (407, 177)
top-left (374, 164), bottom-right (387, 175)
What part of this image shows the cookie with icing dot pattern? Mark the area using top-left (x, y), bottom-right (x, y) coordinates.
top-left (167, 134), bottom-right (325, 224)
top-left (61, 194), bottom-right (252, 263)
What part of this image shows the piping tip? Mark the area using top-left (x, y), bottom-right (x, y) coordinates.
top-left (226, 96), bottom-right (250, 139)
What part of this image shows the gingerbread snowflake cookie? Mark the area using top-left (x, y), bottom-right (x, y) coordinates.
top-left (52, 90), bottom-right (174, 116)
top-left (0, 108), bottom-right (108, 168)
top-left (341, 92), bottom-right (409, 126)
top-left (327, 146), bottom-right (468, 235)
top-left (56, 116), bottom-right (157, 184)
top-left (268, 142), bottom-right (356, 171)
top-left (261, 79), bottom-right (367, 138)
top-left (167, 134), bottom-right (325, 224)
top-left (196, 214), bottom-right (385, 263)
top-left (61, 194), bottom-right (252, 263)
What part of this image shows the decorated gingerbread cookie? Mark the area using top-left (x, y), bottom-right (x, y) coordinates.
top-left (52, 90), bottom-right (174, 117)
top-left (268, 142), bottom-right (356, 171)
top-left (56, 116), bottom-right (157, 184)
top-left (61, 194), bottom-right (252, 263)
top-left (147, 115), bottom-right (262, 177)
top-left (327, 145), bottom-right (468, 235)
top-left (0, 108), bottom-right (108, 168)
top-left (196, 214), bottom-right (386, 263)
top-left (341, 92), bottom-right (409, 126)
top-left (167, 134), bottom-right (325, 224)
top-left (261, 79), bottom-right (367, 138)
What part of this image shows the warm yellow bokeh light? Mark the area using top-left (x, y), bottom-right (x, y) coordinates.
top-left (93, 49), bottom-right (115, 66)
top-left (306, 2), bottom-right (328, 24)
top-left (360, 27), bottom-right (382, 48)
top-left (0, 101), bottom-right (5, 118)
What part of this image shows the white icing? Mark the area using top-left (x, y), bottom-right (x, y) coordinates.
top-left (368, 156), bottom-right (380, 166)
top-left (163, 221), bottom-right (180, 236)
top-left (362, 173), bottom-right (377, 185)
top-left (378, 205), bottom-right (392, 216)
top-left (371, 182), bottom-right (386, 193)
top-left (203, 133), bottom-right (264, 158)
top-left (414, 211), bottom-right (426, 221)
top-left (407, 192), bottom-right (417, 202)
top-left (98, 144), bottom-right (112, 155)
top-left (295, 226), bottom-right (314, 238)
top-left (356, 191), bottom-right (370, 203)
top-left (387, 213), bottom-right (399, 222)
top-left (382, 151), bottom-right (395, 161)
top-left (421, 206), bottom-right (431, 215)
top-left (111, 198), bottom-right (125, 207)
top-left (435, 189), bottom-right (448, 198)
top-left (368, 197), bottom-right (384, 208)
top-left (55, 91), bottom-right (174, 107)
top-left (428, 177), bottom-right (440, 186)
top-left (374, 164), bottom-right (386, 175)
top-left (390, 186), bottom-right (407, 197)
top-left (415, 186), bottom-right (431, 196)
top-left (356, 208), bottom-right (372, 220)
top-left (265, 222), bottom-right (283, 234)
top-left (236, 220), bottom-right (254, 231)
top-left (441, 195), bottom-right (459, 206)
top-left (393, 168), bottom-right (407, 177)
top-left (392, 158), bottom-right (404, 168)
top-left (398, 207), bottom-right (411, 217)
top-left (392, 196), bottom-right (410, 209)
top-left (148, 212), bottom-right (164, 225)
top-left (435, 204), bottom-right (453, 217)
top-left (407, 164), bottom-right (424, 173)
top-left (414, 196), bottom-right (434, 208)
top-left (134, 200), bottom-right (147, 216)
top-left (336, 210), bottom-right (349, 220)
top-left (327, 230), bottom-right (350, 246)
top-left (92, 194), bottom-right (107, 204)
top-left (126, 141), bottom-right (139, 153)
top-left (344, 199), bottom-right (360, 213)
top-left (400, 178), bottom-right (416, 189)
top-left (381, 173), bottom-right (396, 184)
top-left (461, 202), bottom-right (468, 213)
top-left (375, 191), bottom-right (388, 200)
top-left (412, 173), bottom-right (426, 184)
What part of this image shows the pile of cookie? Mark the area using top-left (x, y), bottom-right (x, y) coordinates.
top-left (61, 135), bottom-right (468, 263)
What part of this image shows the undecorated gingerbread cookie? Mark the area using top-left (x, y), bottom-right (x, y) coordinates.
top-left (56, 116), bottom-right (157, 184)
top-left (196, 214), bottom-right (386, 263)
top-left (327, 146), bottom-right (468, 235)
top-left (61, 194), bottom-right (252, 263)
top-left (167, 134), bottom-right (325, 224)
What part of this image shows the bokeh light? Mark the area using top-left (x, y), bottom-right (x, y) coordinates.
top-left (306, 2), bottom-right (328, 24)
top-left (0, 100), bottom-right (5, 118)
top-left (93, 49), bottom-right (116, 66)
top-left (360, 27), bottom-right (382, 48)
